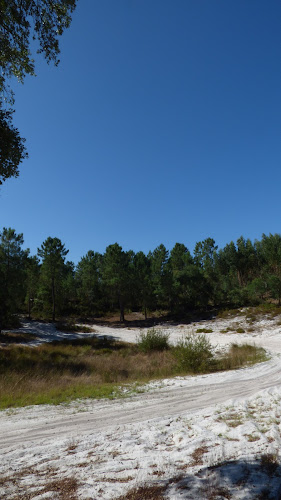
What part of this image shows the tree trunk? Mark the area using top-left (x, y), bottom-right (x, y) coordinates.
top-left (144, 304), bottom-right (147, 320)
top-left (119, 295), bottom-right (125, 322)
top-left (28, 296), bottom-right (31, 320)
top-left (52, 277), bottom-right (56, 321)
top-left (237, 270), bottom-right (243, 287)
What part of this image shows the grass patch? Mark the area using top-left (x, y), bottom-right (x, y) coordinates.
top-left (0, 331), bottom-right (38, 343)
top-left (0, 335), bottom-right (268, 410)
top-left (56, 321), bottom-right (94, 333)
top-left (216, 410), bottom-right (244, 428)
top-left (217, 343), bottom-right (268, 371)
top-left (196, 328), bottom-right (213, 333)
top-left (0, 337), bottom-right (177, 409)
top-left (217, 308), bottom-right (244, 319)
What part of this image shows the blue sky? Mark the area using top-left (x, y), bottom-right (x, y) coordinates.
top-left (1, 0), bottom-right (281, 264)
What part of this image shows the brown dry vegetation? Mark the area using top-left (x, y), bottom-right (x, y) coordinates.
top-left (116, 484), bottom-right (166, 500)
top-left (0, 337), bottom-right (178, 408)
top-left (0, 333), bottom-right (267, 409)
top-left (0, 466), bottom-right (79, 500)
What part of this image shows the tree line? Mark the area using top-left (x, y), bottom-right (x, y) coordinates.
top-left (1, 228), bottom-right (281, 329)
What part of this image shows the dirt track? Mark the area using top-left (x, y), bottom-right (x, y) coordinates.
top-left (1, 353), bottom-right (281, 451)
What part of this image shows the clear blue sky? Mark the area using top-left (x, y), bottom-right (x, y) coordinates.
top-left (1, 0), bottom-right (281, 264)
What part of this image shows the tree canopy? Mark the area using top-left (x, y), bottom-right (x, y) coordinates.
top-left (0, 0), bottom-right (77, 184)
top-left (3, 228), bottom-right (281, 327)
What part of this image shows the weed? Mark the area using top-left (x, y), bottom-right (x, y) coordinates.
top-left (66, 438), bottom-right (79, 453)
top-left (216, 410), bottom-right (244, 428)
top-left (245, 434), bottom-right (260, 442)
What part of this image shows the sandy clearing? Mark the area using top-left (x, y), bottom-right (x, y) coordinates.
top-left (1, 312), bottom-right (281, 498)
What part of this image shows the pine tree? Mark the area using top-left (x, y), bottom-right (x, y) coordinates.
top-left (37, 237), bottom-right (69, 321)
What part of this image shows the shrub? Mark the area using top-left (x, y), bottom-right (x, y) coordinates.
top-left (196, 328), bottom-right (213, 333)
top-left (137, 328), bottom-right (170, 352)
top-left (173, 334), bottom-right (214, 373)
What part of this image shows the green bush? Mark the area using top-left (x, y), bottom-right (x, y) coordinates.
top-left (196, 328), bottom-right (213, 333)
top-left (137, 328), bottom-right (170, 352)
top-left (173, 334), bottom-right (214, 373)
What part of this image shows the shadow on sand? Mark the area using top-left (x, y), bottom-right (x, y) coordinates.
top-left (120, 457), bottom-right (281, 499)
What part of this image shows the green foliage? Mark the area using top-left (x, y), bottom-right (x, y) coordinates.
top-left (133, 251), bottom-right (153, 319)
top-left (0, 107), bottom-right (27, 184)
top-left (196, 328), bottom-right (213, 333)
top-left (102, 243), bottom-right (134, 321)
top-left (149, 244), bottom-right (172, 309)
top-left (5, 227), bottom-right (281, 322)
top-left (75, 251), bottom-right (103, 315)
top-left (169, 242), bottom-right (207, 311)
top-left (137, 328), bottom-right (170, 352)
top-left (173, 334), bottom-right (214, 373)
top-left (0, 0), bottom-right (77, 90)
top-left (37, 237), bottom-right (70, 321)
top-left (0, 0), bottom-right (77, 183)
top-left (0, 228), bottom-right (29, 329)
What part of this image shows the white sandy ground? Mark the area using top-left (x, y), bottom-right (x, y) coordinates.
top-left (1, 312), bottom-right (281, 498)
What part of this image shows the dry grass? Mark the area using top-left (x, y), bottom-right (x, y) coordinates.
top-left (190, 445), bottom-right (209, 466)
top-left (0, 466), bottom-right (79, 500)
top-left (116, 484), bottom-right (166, 499)
top-left (0, 338), bottom-right (178, 408)
top-left (0, 334), bottom-right (268, 409)
top-left (65, 438), bottom-right (79, 453)
top-left (0, 331), bottom-right (38, 344)
top-left (40, 477), bottom-right (79, 499)
top-left (217, 343), bottom-right (267, 371)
